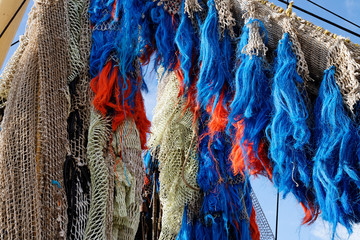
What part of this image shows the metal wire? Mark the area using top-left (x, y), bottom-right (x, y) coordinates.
top-left (277, 0), bottom-right (360, 38)
top-left (305, 0), bottom-right (360, 30)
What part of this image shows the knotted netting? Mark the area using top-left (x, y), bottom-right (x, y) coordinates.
top-left (1, 0), bottom-right (360, 239)
top-left (65, 0), bottom-right (93, 239)
top-left (111, 119), bottom-right (144, 240)
top-left (0, 0), bottom-right (70, 239)
top-left (148, 68), bottom-right (200, 240)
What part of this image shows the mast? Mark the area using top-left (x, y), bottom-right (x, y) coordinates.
top-left (0, 0), bottom-right (29, 69)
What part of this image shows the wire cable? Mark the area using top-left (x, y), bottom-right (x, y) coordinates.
top-left (277, 0), bottom-right (360, 38)
top-left (0, 0), bottom-right (27, 39)
top-left (305, 0), bottom-right (360, 30)
top-left (275, 191), bottom-right (280, 240)
top-left (10, 40), bottom-right (19, 47)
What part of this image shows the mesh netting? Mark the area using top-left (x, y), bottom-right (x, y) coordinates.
top-left (279, 16), bottom-right (312, 84)
top-left (65, 0), bottom-right (92, 239)
top-left (215, 0), bottom-right (236, 37)
top-left (84, 109), bottom-right (112, 239)
top-left (251, 189), bottom-right (275, 240)
top-left (68, 0), bottom-right (87, 83)
top-left (0, 34), bottom-right (29, 110)
top-left (329, 39), bottom-right (360, 111)
top-left (111, 119), bottom-right (144, 240)
top-left (0, 0), bottom-right (70, 239)
top-left (149, 69), bottom-right (200, 240)
top-left (156, 0), bottom-right (182, 15)
top-left (184, 0), bottom-right (202, 17)
top-left (242, 20), bottom-right (268, 57)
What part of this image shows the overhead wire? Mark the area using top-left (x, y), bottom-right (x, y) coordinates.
top-left (275, 191), bottom-right (280, 240)
top-left (305, 0), bottom-right (360, 30)
top-left (8, 1), bottom-right (360, 47)
top-left (277, 0), bottom-right (360, 39)
top-left (10, 40), bottom-right (19, 47)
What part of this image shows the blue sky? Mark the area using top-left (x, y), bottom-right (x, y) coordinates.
top-left (2, 1), bottom-right (360, 239)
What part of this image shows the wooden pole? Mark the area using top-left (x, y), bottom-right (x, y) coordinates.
top-left (0, 0), bottom-right (30, 70)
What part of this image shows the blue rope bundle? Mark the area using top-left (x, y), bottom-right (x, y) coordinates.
top-left (175, 1), bottom-right (200, 94)
top-left (176, 113), bottom-right (252, 240)
top-left (266, 33), bottom-right (315, 215)
top-left (197, 0), bottom-right (233, 110)
top-left (228, 19), bottom-right (271, 161)
top-left (151, 5), bottom-right (178, 71)
top-left (313, 66), bottom-right (360, 236)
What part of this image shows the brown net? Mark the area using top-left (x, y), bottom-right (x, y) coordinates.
top-left (0, 0), bottom-right (70, 239)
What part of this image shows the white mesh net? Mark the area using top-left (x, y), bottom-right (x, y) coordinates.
top-left (149, 69), bottom-right (200, 240)
top-left (84, 109), bottom-right (112, 240)
top-left (111, 119), bottom-right (144, 240)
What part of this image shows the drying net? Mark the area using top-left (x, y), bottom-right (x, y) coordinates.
top-left (214, 0), bottom-right (236, 37)
top-left (156, 0), bottom-right (182, 15)
top-left (0, 34), bottom-right (29, 110)
top-left (0, 0), bottom-right (70, 239)
top-left (111, 119), bottom-right (144, 240)
top-left (148, 68), bottom-right (200, 240)
top-left (84, 108), bottom-right (112, 240)
top-left (85, 112), bottom-right (145, 240)
top-left (65, 0), bottom-right (92, 239)
top-left (184, 0), bottom-right (202, 17)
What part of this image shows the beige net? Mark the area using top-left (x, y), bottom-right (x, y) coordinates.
top-left (156, 0), bottom-right (182, 15)
top-left (85, 109), bottom-right (145, 240)
top-left (0, 0), bottom-right (70, 239)
top-left (149, 69), bottom-right (200, 240)
top-left (184, 0), bottom-right (202, 17)
top-left (215, 0), bottom-right (236, 37)
top-left (111, 119), bottom-right (144, 240)
top-left (0, 34), bottom-right (29, 110)
top-left (68, 0), bottom-right (87, 84)
top-left (242, 20), bottom-right (268, 57)
top-left (328, 39), bottom-right (360, 111)
top-left (84, 108), bottom-right (112, 240)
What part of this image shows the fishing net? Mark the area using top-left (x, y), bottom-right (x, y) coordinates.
top-left (65, 0), bottom-right (92, 239)
top-left (0, 0), bottom-right (359, 239)
top-left (0, 0), bottom-right (70, 239)
top-left (156, 0), bottom-right (182, 15)
top-left (112, 119), bottom-right (144, 240)
top-left (0, 33), bottom-right (29, 110)
top-left (84, 109), bottom-right (112, 240)
top-left (214, 0), bottom-right (236, 37)
top-left (149, 68), bottom-right (200, 240)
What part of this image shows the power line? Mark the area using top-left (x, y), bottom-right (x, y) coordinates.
top-left (0, 0), bottom-right (27, 39)
top-left (277, 0), bottom-right (360, 39)
top-left (10, 40), bottom-right (19, 47)
top-left (305, 0), bottom-right (360, 30)
top-left (275, 191), bottom-right (280, 240)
